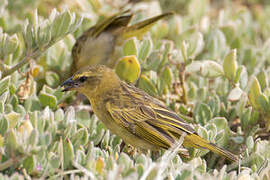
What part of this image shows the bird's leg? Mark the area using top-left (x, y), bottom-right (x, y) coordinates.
top-left (151, 151), bottom-right (161, 161)
top-left (127, 145), bottom-right (136, 157)
top-left (120, 141), bottom-right (126, 152)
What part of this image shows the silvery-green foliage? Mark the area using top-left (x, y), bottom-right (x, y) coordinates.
top-left (1, 0), bottom-right (270, 179)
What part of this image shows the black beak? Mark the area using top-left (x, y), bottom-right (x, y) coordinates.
top-left (61, 77), bottom-right (75, 92)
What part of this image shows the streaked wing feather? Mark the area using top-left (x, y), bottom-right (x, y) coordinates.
top-left (93, 11), bottom-right (132, 37)
top-left (151, 106), bottom-right (195, 134)
top-left (106, 96), bottom-right (195, 150)
top-left (106, 102), bottom-right (172, 148)
top-left (135, 121), bottom-right (171, 148)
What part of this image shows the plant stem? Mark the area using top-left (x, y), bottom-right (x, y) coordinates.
top-left (2, 50), bottom-right (40, 78)
top-left (2, 57), bottom-right (30, 77)
top-left (0, 155), bottom-right (25, 171)
top-left (179, 63), bottom-right (187, 104)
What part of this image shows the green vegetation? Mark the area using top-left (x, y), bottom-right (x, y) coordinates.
top-left (0, 0), bottom-right (270, 179)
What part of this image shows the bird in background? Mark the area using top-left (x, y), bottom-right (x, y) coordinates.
top-left (71, 11), bottom-right (173, 74)
top-left (61, 65), bottom-right (239, 162)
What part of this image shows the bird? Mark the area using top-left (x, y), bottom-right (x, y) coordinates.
top-left (71, 11), bottom-right (173, 73)
top-left (61, 65), bottom-right (239, 162)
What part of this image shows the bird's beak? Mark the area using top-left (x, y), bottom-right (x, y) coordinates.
top-left (61, 77), bottom-right (75, 92)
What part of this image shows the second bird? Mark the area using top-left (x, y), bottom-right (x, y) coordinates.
top-left (71, 11), bottom-right (173, 73)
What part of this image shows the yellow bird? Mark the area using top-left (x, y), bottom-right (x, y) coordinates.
top-left (71, 11), bottom-right (173, 73)
top-left (61, 65), bottom-right (239, 162)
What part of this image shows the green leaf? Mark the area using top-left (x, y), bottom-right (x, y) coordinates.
top-left (257, 94), bottom-right (269, 113)
top-left (257, 70), bottom-right (268, 90)
top-left (10, 95), bottom-right (18, 108)
top-left (27, 129), bottom-right (39, 146)
top-left (207, 29), bottom-right (227, 59)
top-left (215, 130), bottom-right (225, 145)
top-left (40, 132), bottom-right (52, 146)
top-left (45, 71), bottom-right (60, 87)
top-left (4, 111), bottom-right (20, 129)
top-left (186, 32), bottom-right (204, 59)
top-left (248, 77), bottom-right (262, 110)
top-left (239, 66), bottom-right (248, 89)
top-left (246, 136), bottom-right (254, 151)
top-left (23, 156), bottom-right (35, 174)
top-left (63, 106), bottom-right (75, 124)
top-left (159, 66), bottom-right (173, 94)
top-left (138, 75), bottom-right (157, 96)
top-left (241, 107), bottom-right (252, 130)
top-left (251, 110), bottom-right (260, 126)
top-left (0, 116), bottom-right (8, 135)
top-left (37, 21), bottom-right (51, 46)
top-left (209, 117), bottom-right (229, 133)
top-left (176, 170), bottom-right (192, 180)
top-left (186, 61), bottom-right (202, 73)
top-left (49, 152), bottom-right (61, 169)
top-left (9, 84), bottom-right (16, 95)
top-left (138, 37), bottom-right (153, 61)
top-left (200, 60), bottom-right (224, 78)
top-left (197, 126), bottom-right (209, 141)
top-left (0, 33), bottom-right (19, 58)
top-left (136, 164), bottom-right (144, 178)
top-left (161, 66), bottom-right (173, 87)
top-left (180, 40), bottom-right (188, 63)
top-left (63, 138), bottom-right (74, 169)
top-left (5, 129), bottom-right (18, 156)
top-left (0, 75), bottom-right (10, 95)
top-left (39, 92), bottom-right (57, 109)
top-left (208, 94), bottom-right (221, 116)
top-left (42, 85), bottom-right (54, 94)
top-left (23, 22), bottom-right (34, 50)
top-left (228, 86), bottom-right (243, 102)
top-left (188, 0), bottom-right (208, 20)
top-left (234, 65), bottom-right (244, 84)
top-left (55, 108), bottom-right (64, 122)
top-left (123, 38), bottom-right (138, 56)
top-left (220, 25), bottom-right (236, 44)
top-left (223, 49), bottom-right (238, 81)
top-left (0, 102), bottom-right (3, 113)
top-left (115, 55), bottom-right (141, 83)
top-left (51, 11), bottom-right (72, 39)
top-left (71, 128), bottom-right (89, 147)
top-left (144, 51), bottom-right (162, 71)
top-left (0, 91), bottom-right (9, 104)
top-left (160, 40), bottom-right (173, 67)
top-left (194, 103), bottom-right (212, 125)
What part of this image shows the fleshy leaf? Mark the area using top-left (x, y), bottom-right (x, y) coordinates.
top-left (115, 55), bottom-right (141, 83)
top-left (223, 49), bottom-right (238, 81)
top-left (123, 38), bottom-right (138, 56)
top-left (248, 77), bottom-right (262, 110)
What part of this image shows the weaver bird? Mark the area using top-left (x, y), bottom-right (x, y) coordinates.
top-left (61, 65), bottom-right (239, 162)
top-left (71, 11), bottom-right (173, 73)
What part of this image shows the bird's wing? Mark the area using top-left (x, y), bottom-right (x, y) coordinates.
top-left (122, 12), bottom-right (174, 40)
top-left (92, 11), bottom-right (132, 38)
top-left (106, 98), bottom-right (195, 149)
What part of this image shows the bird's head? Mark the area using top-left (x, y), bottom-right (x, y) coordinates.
top-left (61, 65), bottom-right (119, 97)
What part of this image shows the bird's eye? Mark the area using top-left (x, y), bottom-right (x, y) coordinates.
top-left (79, 76), bottom-right (87, 82)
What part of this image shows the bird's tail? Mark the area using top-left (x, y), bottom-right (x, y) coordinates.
top-left (184, 134), bottom-right (239, 162)
top-left (123, 12), bottom-right (174, 40)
